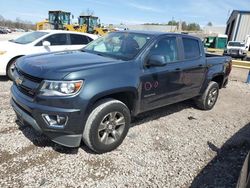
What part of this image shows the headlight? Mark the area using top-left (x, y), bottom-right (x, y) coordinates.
top-left (0, 51), bottom-right (6, 55)
top-left (39, 80), bottom-right (83, 96)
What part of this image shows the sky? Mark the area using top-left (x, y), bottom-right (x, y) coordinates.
top-left (0, 0), bottom-right (249, 26)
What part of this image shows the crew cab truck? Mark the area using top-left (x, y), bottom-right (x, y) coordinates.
top-left (11, 31), bottom-right (232, 153)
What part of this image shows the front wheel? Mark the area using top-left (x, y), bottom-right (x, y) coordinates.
top-left (195, 81), bottom-right (219, 110)
top-left (7, 58), bottom-right (19, 80)
top-left (83, 99), bottom-right (131, 153)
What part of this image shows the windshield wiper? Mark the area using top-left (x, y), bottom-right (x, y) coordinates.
top-left (83, 50), bottom-right (105, 57)
top-left (81, 50), bottom-right (124, 60)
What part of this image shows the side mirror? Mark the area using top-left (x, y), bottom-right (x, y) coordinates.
top-left (246, 46), bottom-right (249, 49)
top-left (42, 41), bottom-right (51, 47)
top-left (147, 55), bottom-right (167, 67)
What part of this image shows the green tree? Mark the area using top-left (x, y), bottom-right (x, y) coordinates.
top-left (207, 22), bottom-right (213, 26)
top-left (181, 21), bottom-right (187, 30)
top-left (167, 20), bottom-right (178, 26)
top-left (187, 23), bottom-right (201, 31)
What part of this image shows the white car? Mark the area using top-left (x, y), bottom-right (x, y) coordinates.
top-left (224, 41), bottom-right (248, 60)
top-left (0, 30), bottom-right (98, 79)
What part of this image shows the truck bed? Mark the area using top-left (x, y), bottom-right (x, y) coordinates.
top-left (206, 53), bottom-right (231, 66)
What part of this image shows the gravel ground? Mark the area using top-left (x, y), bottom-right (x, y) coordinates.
top-left (0, 67), bottom-right (249, 187)
top-left (1, 31), bottom-right (250, 187)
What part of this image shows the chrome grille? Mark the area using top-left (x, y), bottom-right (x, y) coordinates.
top-left (14, 68), bottom-right (42, 98)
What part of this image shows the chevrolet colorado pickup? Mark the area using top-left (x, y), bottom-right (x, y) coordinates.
top-left (11, 31), bottom-right (232, 153)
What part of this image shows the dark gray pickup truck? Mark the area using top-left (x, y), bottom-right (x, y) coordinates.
top-left (11, 31), bottom-right (232, 153)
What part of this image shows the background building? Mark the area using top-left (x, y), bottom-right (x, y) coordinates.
top-left (226, 10), bottom-right (250, 41)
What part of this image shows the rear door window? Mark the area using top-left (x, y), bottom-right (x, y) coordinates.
top-left (182, 38), bottom-right (200, 60)
top-left (70, 34), bottom-right (92, 45)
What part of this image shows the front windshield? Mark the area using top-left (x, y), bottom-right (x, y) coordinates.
top-left (84, 32), bottom-right (152, 60)
top-left (228, 42), bottom-right (245, 47)
top-left (10, 31), bottom-right (48, 44)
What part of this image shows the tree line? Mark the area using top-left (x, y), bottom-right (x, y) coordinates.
top-left (0, 15), bottom-right (35, 30)
top-left (143, 20), bottom-right (213, 31)
top-left (167, 20), bottom-right (201, 31)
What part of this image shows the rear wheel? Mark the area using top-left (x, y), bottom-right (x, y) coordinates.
top-left (7, 57), bottom-right (19, 80)
top-left (195, 81), bottom-right (219, 110)
top-left (83, 99), bottom-right (131, 153)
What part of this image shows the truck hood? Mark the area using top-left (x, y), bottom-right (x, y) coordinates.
top-left (16, 50), bottom-right (121, 79)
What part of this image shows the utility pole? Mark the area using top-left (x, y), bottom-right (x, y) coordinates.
top-left (178, 20), bottom-right (182, 32)
top-left (170, 16), bottom-right (174, 32)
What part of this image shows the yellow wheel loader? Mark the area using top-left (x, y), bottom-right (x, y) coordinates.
top-left (36, 10), bottom-right (71, 30)
top-left (36, 11), bottom-right (108, 36)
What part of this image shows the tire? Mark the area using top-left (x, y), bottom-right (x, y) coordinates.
top-left (7, 57), bottom-right (19, 80)
top-left (83, 99), bottom-right (131, 154)
top-left (195, 81), bottom-right (219, 110)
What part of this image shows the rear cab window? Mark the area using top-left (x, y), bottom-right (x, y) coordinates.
top-left (182, 38), bottom-right (201, 60)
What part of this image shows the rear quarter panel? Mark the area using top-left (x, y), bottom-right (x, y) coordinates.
top-left (202, 55), bottom-right (231, 92)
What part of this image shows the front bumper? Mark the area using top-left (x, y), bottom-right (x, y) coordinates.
top-left (11, 85), bottom-right (84, 147)
top-left (11, 98), bottom-right (42, 133)
top-left (225, 51), bottom-right (247, 58)
top-left (230, 54), bottom-right (246, 58)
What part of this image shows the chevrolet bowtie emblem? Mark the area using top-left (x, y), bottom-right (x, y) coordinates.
top-left (15, 76), bottom-right (23, 86)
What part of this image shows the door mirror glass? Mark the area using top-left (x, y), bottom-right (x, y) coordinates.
top-left (42, 41), bottom-right (51, 47)
top-left (147, 55), bottom-right (167, 66)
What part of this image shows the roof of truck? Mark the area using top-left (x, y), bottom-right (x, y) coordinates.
top-left (117, 30), bottom-right (201, 40)
top-left (119, 30), bottom-right (166, 35)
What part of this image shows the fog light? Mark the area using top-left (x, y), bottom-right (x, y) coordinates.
top-left (42, 114), bottom-right (68, 128)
